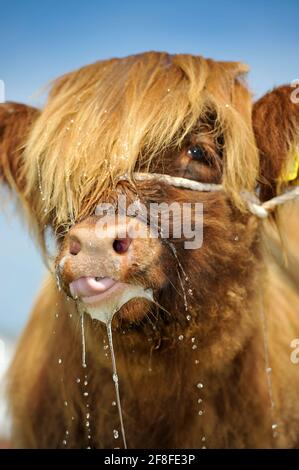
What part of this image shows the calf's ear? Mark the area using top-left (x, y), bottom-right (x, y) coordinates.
top-left (252, 85), bottom-right (299, 201)
top-left (0, 102), bottom-right (39, 194)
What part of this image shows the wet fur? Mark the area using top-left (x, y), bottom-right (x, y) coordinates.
top-left (1, 53), bottom-right (299, 448)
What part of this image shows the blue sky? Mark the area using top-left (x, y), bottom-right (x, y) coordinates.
top-left (0, 0), bottom-right (298, 336)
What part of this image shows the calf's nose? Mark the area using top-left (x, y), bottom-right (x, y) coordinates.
top-left (68, 222), bottom-right (132, 259)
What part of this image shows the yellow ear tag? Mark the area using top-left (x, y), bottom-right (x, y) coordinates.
top-left (285, 147), bottom-right (299, 185)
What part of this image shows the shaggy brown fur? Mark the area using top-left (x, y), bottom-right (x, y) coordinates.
top-left (0, 103), bottom-right (39, 191)
top-left (253, 85), bottom-right (299, 200)
top-left (1, 52), bottom-right (299, 448)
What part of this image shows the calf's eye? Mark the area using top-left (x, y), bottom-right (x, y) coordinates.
top-left (187, 145), bottom-right (211, 165)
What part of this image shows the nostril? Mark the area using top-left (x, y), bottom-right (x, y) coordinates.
top-left (113, 237), bottom-right (131, 254)
top-left (69, 239), bottom-right (81, 256)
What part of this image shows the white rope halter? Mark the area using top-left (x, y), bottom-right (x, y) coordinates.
top-left (123, 172), bottom-right (299, 219)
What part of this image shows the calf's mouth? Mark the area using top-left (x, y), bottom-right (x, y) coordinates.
top-left (69, 275), bottom-right (154, 324)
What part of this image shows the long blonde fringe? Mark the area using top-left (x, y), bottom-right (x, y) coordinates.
top-left (23, 52), bottom-right (259, 240)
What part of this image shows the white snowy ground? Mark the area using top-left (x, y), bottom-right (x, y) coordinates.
top-left (0, 336), bottom-right (14, 447)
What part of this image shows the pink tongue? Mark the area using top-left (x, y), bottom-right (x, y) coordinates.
top-left (70, 277), bottom-right (117, 298)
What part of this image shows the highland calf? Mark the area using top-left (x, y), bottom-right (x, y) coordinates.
top-left (0, 52), bottom-right (299, 448)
